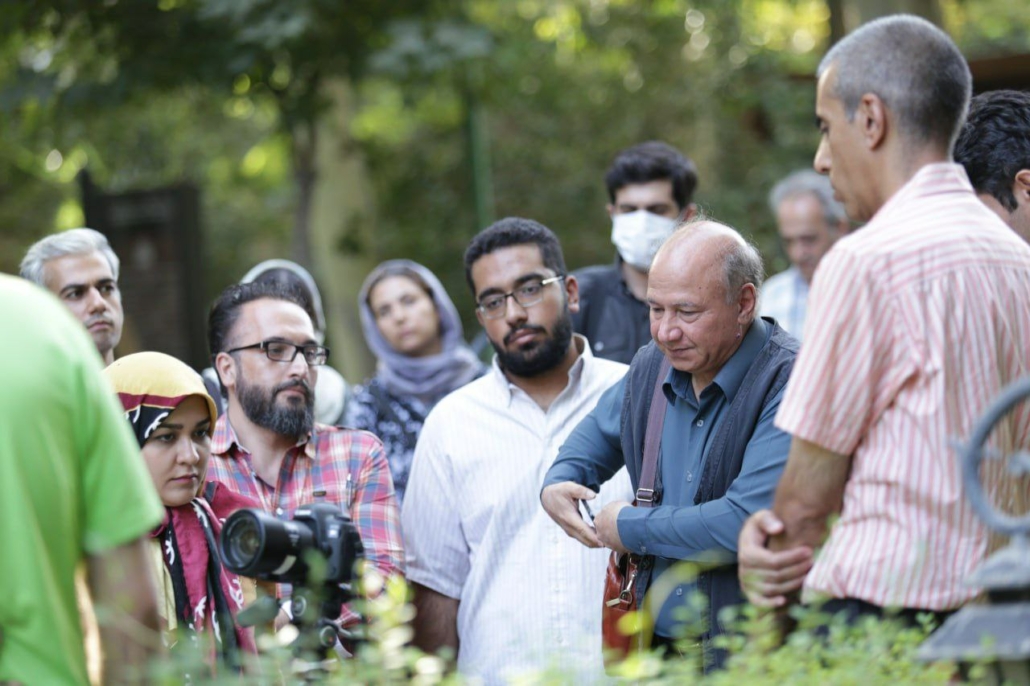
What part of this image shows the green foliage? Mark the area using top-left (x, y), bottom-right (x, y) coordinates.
top-left (3, 0), bottom-right (1030, 336)
top-left (137, 572), bottom-right (962, 684)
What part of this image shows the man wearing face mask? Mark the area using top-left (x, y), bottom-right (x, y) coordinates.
top-left (572, 141), bottom-right (698, 364)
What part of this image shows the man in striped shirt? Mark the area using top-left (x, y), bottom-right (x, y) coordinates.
top-left (205, 281), bottom-right (404, 631)
top-left (738, 15), bottom-right (1030, 625)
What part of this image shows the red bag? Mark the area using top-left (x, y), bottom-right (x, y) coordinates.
top-left (601, 551), bottom-right (645, 666)
top-left (600, 357), bottom-right (669, 670)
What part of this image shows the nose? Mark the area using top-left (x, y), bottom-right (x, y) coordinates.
top-left (653, 312), bottom-right (681, 345)
top-left (177, 436), bottom-right (201, 466)
top-left (813, 139), bottom-right (831, 175)
top-left (503, 295), bottom-right (528, 327)
top-left (84, 286), bottom-right (108, 314)
top-left (286, 349), bottom-right (310, 378)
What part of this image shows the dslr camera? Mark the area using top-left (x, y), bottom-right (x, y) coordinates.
top-left (220, 502), bottom-right (364, 588)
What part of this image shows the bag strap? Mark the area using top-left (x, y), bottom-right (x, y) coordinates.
top-left (637, 356), bottom-right (671, 508)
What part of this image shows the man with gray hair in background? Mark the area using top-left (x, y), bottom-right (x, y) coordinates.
top-left (738, 15), bottom-right (1030, 629)
top-left (760, 170), bottom-right (848, 339)
top-left (20, 228), bottom-right (124, 366)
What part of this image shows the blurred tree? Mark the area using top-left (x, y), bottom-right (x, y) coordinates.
top-left (1, 0), bottom-right (1028, 375)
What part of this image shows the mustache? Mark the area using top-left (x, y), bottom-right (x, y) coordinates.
top-left (85, 315), bottom-right (113, 328)
top-left (504, 325), bottom-right (545, 346)
top-left (274, 379), bottom-right (313, 403)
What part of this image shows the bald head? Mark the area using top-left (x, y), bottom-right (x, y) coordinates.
top-left (647, 220), bottom-right (764, 386)
top-left (653, 220), bottom-right (764, 307)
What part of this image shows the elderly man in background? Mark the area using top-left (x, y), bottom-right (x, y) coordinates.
top-left (760, 170), bottom-right (848, 338)
top-left (543, 220), bottom-right (797, 669)
top-left (738, 15), bottom-right (1030, 628)
top-left (20, 227), bottom-right (124, 367)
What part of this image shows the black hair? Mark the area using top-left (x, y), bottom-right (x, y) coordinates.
top-left (251, 268), bottom-right (318, 327)
top-left (954, 89), bottom-right (1030, 212)
top-left (463, 217), bottom-right (567, 295)
top-left (207, 281), bottom-right (309, 359)
top-left (604, 141), bottom-right (698, 209)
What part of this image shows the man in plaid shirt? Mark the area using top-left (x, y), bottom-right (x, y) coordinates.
top-left (204, 280), bottom-right (404, 630)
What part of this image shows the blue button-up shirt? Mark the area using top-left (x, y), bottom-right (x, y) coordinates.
top-left (545, 318), bottom-right (791, 638)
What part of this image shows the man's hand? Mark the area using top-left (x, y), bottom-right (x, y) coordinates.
top-left (595, 500), bottom-right (631, 553)
top-left (541, 482), bottom-right (603, 548)
top-left (738, 509), bottom-right (813, 608)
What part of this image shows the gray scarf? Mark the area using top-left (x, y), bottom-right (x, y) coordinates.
top-left (358, 260), bottom-right (483, 401)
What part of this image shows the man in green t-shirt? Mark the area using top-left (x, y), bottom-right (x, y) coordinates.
top-left (0, 274), bottom-right (165, 684)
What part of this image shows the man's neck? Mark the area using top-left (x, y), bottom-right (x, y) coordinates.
top-left (619, 260), bottom-right (649, 302)
top-left (101, 349), bottom-right (115, 367)
top-left (225, 403), bottom-right (299, 483)
top-left (875, 145), bottom-right (950, 214)
top-left (504, 337), bottom-right (583, 412)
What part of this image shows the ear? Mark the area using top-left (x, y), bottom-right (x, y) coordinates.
top-left (606, 203), bottom-right (616, 220)
top-left (1014, 169), bottom-right (1030, 206)
top-left (214, 352), bottom-right (237, 396)
top-left (858, 93), bottom-right (887, 150)
top-left (475, 306), bottom-right (486, 328)
top-left (683, 203), bottom-right (698, 221)
top-left (565, 274), bottom-right (581, 314)
top-left (738, 283), bottom-right (758, 324)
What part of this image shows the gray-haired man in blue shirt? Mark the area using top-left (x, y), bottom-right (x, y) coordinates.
top-left (541, 220), bottom-right (797, 670)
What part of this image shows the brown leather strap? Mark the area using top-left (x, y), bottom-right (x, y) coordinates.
top-left (636, 357), bottom-right (672, 508)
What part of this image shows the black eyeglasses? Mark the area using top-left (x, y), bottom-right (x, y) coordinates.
top-left (476, 276), bottom-right (565, 320)
top-left (226, 340), bottom-right (329, 367)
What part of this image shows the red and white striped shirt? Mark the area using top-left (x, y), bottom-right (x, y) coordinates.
top-left (777, 163), bottom-right (1030, 611)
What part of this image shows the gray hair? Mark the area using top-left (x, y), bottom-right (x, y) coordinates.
top-left (818, 14), bottom-right (971, 152)
top-left (723, 235), bottom-right (764, 308)
top-left (768, 169), bottom-right (848, 227)
top-left (20, 228), bottom-right (120, 287)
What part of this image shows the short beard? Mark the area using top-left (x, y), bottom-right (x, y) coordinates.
top-left (492, 309), bottom-right (574, 378)
top-left (236, 376), bottom-right (314, 440)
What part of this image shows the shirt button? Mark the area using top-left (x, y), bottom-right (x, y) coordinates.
top-left (641, 545), bottom-right (647, 553)
top-left (696, 419), bottom-right (704, 427)
top-left (686, 472), bottom-right (693, 482)
top-left (676, 588), bottom-right (684, 597)
top-left (275, 507), bottom-right (284, 516)
top-left (595, 341), bottom-right (606, 351)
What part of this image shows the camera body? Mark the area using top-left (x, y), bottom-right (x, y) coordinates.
top-left (220, 502), bottom-right (364, 587)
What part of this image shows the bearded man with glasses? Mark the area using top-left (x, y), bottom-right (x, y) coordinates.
top-left (204, 281), bottom-right (403, 635)
top-left (402, 217), bottom-right (632, 684)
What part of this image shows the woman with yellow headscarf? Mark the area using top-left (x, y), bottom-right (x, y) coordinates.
top-left (104, 352), bottom-right (258, 674)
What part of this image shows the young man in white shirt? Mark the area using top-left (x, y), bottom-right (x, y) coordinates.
top-left (403, 217), bottom-right (631, 684)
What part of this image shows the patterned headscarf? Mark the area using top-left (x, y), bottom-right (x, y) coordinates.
top-left (104, 351), bottom-right (217, 448)
top-left (103, 351), bottom-right (256, 670)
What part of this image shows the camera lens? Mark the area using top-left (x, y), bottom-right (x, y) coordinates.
top-left (222, 510), bottom-right (264, 572)
top-left (226, 516), bottom-right (262, 567)
top-left (220, 507), bottom-right (315, 583)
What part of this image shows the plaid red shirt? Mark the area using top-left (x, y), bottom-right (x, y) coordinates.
top-left (206, 414), bottom-right (404, 626)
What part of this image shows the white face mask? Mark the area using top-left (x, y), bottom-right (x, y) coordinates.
top-left (611, 210), bottom-right (680, 271)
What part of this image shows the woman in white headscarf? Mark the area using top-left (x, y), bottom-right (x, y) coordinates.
top-left (344, 260), bottom-right (484, 504)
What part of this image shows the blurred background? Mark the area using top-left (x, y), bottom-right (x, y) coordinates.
top-left (1, 0), bottom-right (1028, 379)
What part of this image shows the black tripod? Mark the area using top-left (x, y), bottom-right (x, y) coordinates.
top-left (237, 582), bottom-right (361, 680)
